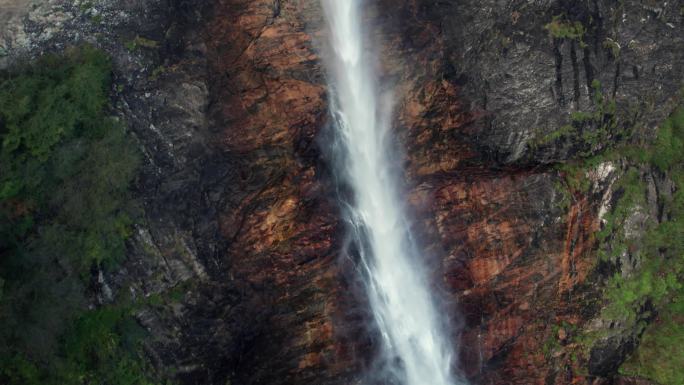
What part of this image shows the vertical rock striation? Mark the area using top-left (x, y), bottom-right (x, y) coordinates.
top-left (1, 0), bottom-right (680, 384)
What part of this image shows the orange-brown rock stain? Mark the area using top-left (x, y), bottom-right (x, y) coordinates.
top-left (205, 1), bottom-right (607, 384)
top-left (206, 1), bottom-right (364, 384)
top-left (410, 166), bottom-right (606, 383)
top-left (560, 195), bottom-right (599, 294)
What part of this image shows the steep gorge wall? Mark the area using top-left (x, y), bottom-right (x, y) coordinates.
top-left (411, 1), bottom-right (683, 383)
top-left (201, 1), bottom-right (682, 383)
top-left (1, 0), bottom-right (681, 384)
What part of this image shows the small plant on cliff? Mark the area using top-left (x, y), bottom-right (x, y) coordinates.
top-left (124, 36), bottom-right (158, 51)
top-left (602, 38), bottom-right (621, 58)
top-left (545, 15), bottom-right (586, 44)
top-left (534, 80), bottom-right (620, 156)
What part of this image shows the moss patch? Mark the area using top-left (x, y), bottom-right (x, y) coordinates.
top-left (619, 293), bottom-right (684, 384)
top-left (612, 108), bottom-right (684, 382)
top-left (125, 36), bottom-right (159, 51)
top-left (560, 106), bottom-right (684, 380)
top-left (545, 15), bottom-right (586, 42)
top-left (534, 81), bottom-right (621, 156)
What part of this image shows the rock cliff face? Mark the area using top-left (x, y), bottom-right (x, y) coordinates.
top-left (2, 0), bottom-right (681, 384)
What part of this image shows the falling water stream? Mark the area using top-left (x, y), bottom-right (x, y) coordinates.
top-left (320, 1), bottom-right (462, 384)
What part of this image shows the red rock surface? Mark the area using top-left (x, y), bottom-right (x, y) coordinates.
top-left (206, 1), bottom-right (370, 383)
top-left (205, 1), bottom-right (608, 384)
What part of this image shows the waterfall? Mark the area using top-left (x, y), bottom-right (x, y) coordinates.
top-left (320, 1), bottom-right (463, 384)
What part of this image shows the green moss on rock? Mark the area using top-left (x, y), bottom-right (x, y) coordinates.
top-left (545, 16), bottom-right (586, 41)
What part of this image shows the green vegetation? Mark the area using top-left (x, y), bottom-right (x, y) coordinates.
top-left (545, 15), bottom-right (586, 44)
top-left (1, 308), bottom-right (154, 385)
top-left (556, 106), bottom-right (684, 382)
top-left (149, 66), bottom-right (167, 81)
top-left (542, 323), bottom-right (562, 359)
top-left (602, 38), bottom-right (621, 58)
top-left (600, 108), bottom-right (684, 321)
top-left (0, 46), bottom-right (154, 384)
top-left (556, 159), bottom-right (601, 193)
top-left (124, 36), bottom-right (159, 51)
top-left (620, 294), bottom-right (684, 384)
top-left (540, 124), bottom-right (575, 144)
top-left (534, 81), bottom-right (620, 154)
top-left (612, 108), bottom-right (684, 383)
top-left (78, 1), bottom-right (93, 12)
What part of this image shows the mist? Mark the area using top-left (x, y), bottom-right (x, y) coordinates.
top-left (319, 1), bottom-right (465, 384)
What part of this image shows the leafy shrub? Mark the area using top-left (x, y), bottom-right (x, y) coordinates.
top-left (1, 308), bottom-right (153, 385)
top-left (545, 16), bottom-right (586, 41)
top-left (650, 107), bottom-right (684, 173)
top-left (0, 46), bottom-right (151, 384)
top-left (534, 80), bottom-right (619, 156)
top-left (124, 36), bottom-right (158, 51)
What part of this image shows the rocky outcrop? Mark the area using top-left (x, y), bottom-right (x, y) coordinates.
top-left (393, 1), bottom-right (681, 383)
top-left (1, 0), bottom-right (681, 384)
top-left (428, 0), bottom-right (683, 165)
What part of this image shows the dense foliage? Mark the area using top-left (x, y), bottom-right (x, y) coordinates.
top-left (559, 106), bottom-right (684, 382)
top-left (0, 46), bottom-right (151, 384)
top-left (614, 107), bottom-right (684, 383)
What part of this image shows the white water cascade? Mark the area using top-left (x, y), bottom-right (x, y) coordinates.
top-left (320, 1), bottom-right (463, 385)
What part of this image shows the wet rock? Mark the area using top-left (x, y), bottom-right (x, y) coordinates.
top-left (589, 336), bottom-right (636, 377)
top-left (1, 0), bottom-right (680, 384)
